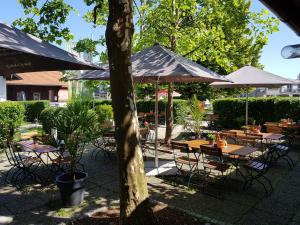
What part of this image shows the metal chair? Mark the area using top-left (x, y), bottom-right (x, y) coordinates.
top-left (241, 147), bottom-right (274, 196)
top-left (270, 135), bottom-right (295, 169)
top-left (5, 142), bottom-right (42, 188)
top-left (171, 141), bottom-right (199, 187)
top-left (91, 132), bottom-right (116, 160)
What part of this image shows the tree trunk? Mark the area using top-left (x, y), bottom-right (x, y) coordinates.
top-left (106, 1), bottom-right (157, 225)
top-left (164, 0), bottom-right (177, 144)
top-left (164, 82), bottom-right (173, 144)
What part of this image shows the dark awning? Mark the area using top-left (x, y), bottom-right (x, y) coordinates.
top-left (260, 0), bottom-right (300, 36)
top-left (0, 22), bottom-right (102, 76)
top-left (72, 43), bottom-right (228, 83)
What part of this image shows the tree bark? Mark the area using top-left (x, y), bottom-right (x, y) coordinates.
top-left (164, 82), bottom-right (173, 144)
top-left (106, 1), bottom-right (156, 224)
top-left (164, 0), bottom-right (177, 144)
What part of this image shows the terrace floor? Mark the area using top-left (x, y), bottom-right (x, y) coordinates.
top-left (1, 134), bottom-right (300, 225)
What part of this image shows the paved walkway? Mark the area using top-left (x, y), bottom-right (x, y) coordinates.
top-left (0, 137), bottom-right (300, 224)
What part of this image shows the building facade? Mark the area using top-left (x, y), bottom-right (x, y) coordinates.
top-left (6, 71), bottom-right (68, 102)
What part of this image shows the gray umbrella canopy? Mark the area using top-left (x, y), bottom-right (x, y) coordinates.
top-left (211, 65), bottom-right (294, 88)
top-left (73, 44), bottom-right (227, 83)
top-left (0, 22), bottom-right (101, 76)
top-left (72, 43), bottom-right (228, 169)
top-left (211, 65), bottom-right (296, 125)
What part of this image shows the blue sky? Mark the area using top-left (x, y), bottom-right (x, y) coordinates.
top-left (0, 0), bottom-right (299, 79)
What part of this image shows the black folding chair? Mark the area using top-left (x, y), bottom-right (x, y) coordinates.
top-left (5, 142), bottom-right (42, 188)
top-left (270, 135), bottom-right (295, 169)
top-left (241, 147), bottom-right (274, 196)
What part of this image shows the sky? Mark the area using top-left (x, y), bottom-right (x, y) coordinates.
top-left (0, 0), bottom-right (299, 80)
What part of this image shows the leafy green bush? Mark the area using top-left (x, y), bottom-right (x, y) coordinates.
top-left (55, 100), bottom-right (100, 175)
top-left (213, 97), bottom-right (300, 128)
top-left (16, 100), bottom-right (50, 122)
top-left (184, 95), bottom-right (204, 138)
top-left (0, 102), bottom-right (25, 144)
top-left (40, 107), bottom-right (63, 133)
top-left (136, 99), bottom-right (189, 124)
top-left (95, 104), bottom-right (113, 123)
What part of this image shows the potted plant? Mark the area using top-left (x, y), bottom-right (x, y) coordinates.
top-left (184, 95), bottom-right (204, 139)
top-left (206, 133), bottom-right (216, 145)
top-left (55, 100), bottom-right (100, 206)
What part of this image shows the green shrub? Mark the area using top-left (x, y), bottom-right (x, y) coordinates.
top-left (0, 102), bottom-right (25, 144)
top-left (77, 98), bottom-right (189, 124)
top-left (136, 99), bottom-right (189, 124)
top-left (213, 97), bottom-right (300, 128)
top-left (40, 107), bottom-right (63, 134)
top-left (16, 100), bottom-right (50, 122)
top-left (95, 104), bottom-right (113, 123)
top-left (55, 100), bottom-right (100, 175)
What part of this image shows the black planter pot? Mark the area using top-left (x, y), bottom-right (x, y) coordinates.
top-left (56, 172), bottom-right (88, 207)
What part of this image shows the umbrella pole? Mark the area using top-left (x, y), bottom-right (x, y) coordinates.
top-left (246, 87), bottom-right (249, 126)
top-left (155, 80), bottom-right (159, 168)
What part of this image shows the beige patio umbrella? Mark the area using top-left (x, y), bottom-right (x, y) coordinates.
top-left (73, 43), bottom-right (228, 167)
top-left (211, 65), bottom-right (296, 125)
top-left (0, 22), bottom-right (101, 76)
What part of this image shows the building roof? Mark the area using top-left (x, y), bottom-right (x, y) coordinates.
top-left (6, 71), bottom-right (67, 87)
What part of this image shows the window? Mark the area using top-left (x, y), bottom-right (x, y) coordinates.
top-left (33, 92), bottom-right (41, 100)
top-left (17, 91), bottom-right (26, 101)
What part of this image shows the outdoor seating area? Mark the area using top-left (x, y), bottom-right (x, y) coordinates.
top-left (2, 1), bottom-right (300, 224)
top-left (1, 121), bottom-right (300, 224)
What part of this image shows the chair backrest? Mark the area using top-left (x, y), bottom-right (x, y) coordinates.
top-left (171, 141), bottom-right (189, 152)
top-left (146, 129), bottom-right (155, 142)
top-left (200, 145), bottom-right (222, 158)
top-left (220, 131), bottom-right (237, 143)
top-left (6, 142), bottom-right (22, 166)
top-left (265, 124), bottom-right (282, 134)
top-left (171, 141), bottom-right (190, 162)
top-left (236, 134), bottom-right (262, 146)
top-left (103, 132), bottom-right (115, 138)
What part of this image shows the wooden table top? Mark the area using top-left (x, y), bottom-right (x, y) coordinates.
top-left (185, 140), bottom-right (257, 157)
top-left (185, 140), bottom-right (209, 148)
top-left (18, 140), bottom-right (58, 154)
top-left (264, 123), bottom-right (300, 129)
top-left (229, 130), bottom-right (284, 140)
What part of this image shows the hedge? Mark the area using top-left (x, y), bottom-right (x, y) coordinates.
top-left (76, 99), bottom-right (189, 124)
top-left (39, 107), bottom-right (63, 134)
top-left (16, 100), bottom-right (50, 122)
top-left (0, 102), bottom-right (25, 144)
top-left (213, 97), bottom-right (300, 128)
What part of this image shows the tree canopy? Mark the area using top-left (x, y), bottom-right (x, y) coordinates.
top-left (14, 0), bottom-right (279, 100)
top-left (134, 0), bottom-right (279, 99)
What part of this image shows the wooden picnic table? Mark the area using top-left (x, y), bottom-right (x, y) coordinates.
top-left (185, 140), bottom-right (258, 157)
top-left (228, 129), bottom-right (284, 141)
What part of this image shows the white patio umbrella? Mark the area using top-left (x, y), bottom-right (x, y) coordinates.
top-left (72, 43), bottom-right (228, 167)
top-left (211, 65), bottom-right (296, 125)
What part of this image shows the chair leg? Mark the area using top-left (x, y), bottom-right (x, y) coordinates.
top-left (261, 175), bottom-right (273, 194)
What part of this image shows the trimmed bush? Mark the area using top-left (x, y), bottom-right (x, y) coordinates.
top-left (95, 104), bottom-right (113, 123)
top-left (16, 100), bottom-right (50, 122)
top-left (136, 99), bottom-right (189, 124)
top-left (0, 102), bottom-right (25, 144)
top-left (40, 106), bottom-right (63, 134)
top-left (213, 97), bottom-right (300, 128)
top-left (83, 99), bottom-right (189, 124)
